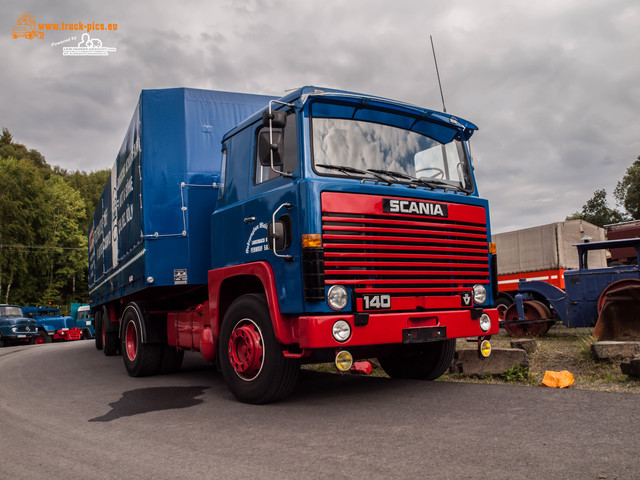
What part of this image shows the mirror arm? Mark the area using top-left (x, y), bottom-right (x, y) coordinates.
top-left (271, 202), bottom-right (294, 261)
top-left (268, 100), bottom-right (295, 178)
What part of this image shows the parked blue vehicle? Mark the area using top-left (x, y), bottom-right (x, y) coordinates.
top-left (70, 303), bottom-right (95, 338)
top-left (21, 306), bottom-right (79, 343)
top-left (0, 305), bottom-right (38, 346)
top-left (503, 238), bottom-right (640, 337)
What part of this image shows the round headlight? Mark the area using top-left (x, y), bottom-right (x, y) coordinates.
top-left (327, 285), bottom-right (348, 311)
top-left (332, 320), bottom-right (351, 342)
top-left (473, 284), bottom-right (487, 305)
top-left (479, 313), bottom-right (491, 332)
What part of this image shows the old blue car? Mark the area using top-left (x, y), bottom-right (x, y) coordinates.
top-left (0, 305), bottom-right (38, 347)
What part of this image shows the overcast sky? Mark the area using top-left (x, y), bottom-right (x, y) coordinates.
top-left (2, 0), bottom-right (639, 233)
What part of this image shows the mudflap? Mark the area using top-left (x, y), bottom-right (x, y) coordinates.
top-left (594, 283), bottom-right (640, 341)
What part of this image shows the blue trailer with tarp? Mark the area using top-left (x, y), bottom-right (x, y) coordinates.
top-left (88, 86), bottom-right (500, 403)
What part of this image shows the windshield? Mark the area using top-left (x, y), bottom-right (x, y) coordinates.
top-left (0, 306), bottom-right (23, 317)
top-left (311, 113), bottom-right (473, 192)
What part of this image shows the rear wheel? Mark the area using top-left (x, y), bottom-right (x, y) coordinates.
top-left (378, 339), bottom-right (456, 380)
top-left (219, 294), bottom-right (300, 404)
top-left (121, 304), bottom-right (162, 377)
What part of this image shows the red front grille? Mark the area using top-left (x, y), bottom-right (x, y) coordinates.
top-left (321, 192), bottom-right (490, 298)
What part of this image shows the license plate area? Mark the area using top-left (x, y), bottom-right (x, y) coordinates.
top-left (402, 326), bottom-right (447, 344)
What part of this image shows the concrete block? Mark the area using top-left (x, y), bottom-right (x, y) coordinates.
top-left (510, 339), bottom-right (538, 354)
top-left (591, 341), bottom-right (640, 360)
top-left (451, 348), bottom-right (528, 376)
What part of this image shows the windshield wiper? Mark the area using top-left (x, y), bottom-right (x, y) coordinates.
top-left (317, 164), bottom-right (368, 177)
top-left (367, 168), bottom-right (413, 182)
top-left (317, 164), bottom-right (391, 184)
top-left (414, 176), bottom-right (450, 189)
top-left (370, 168), bottom-right (447, 190)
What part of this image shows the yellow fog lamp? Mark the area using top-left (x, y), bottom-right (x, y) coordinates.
top-left (335, 350), bottom-right (353, 372)
top-left (479, 339), bottom-right (491, 358)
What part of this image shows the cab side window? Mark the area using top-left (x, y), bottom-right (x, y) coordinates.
top-left (255, 112), bottom-right (297, 184)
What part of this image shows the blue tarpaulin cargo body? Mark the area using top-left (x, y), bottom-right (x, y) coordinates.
top-left (88, 88), bottom-right (275, 305)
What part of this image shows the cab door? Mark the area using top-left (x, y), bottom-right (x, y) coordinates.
top-left (242, 110), bottom-right (303, 313)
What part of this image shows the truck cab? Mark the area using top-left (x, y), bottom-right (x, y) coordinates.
top-left (0, 305), bottom-right (38, 347)
top-left (210, 87), bottom-right (498, 400)
top-left (22, 306), bottom-right (78, 343)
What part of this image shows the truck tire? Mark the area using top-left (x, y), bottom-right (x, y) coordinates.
top-left (378, 339), bottom-right (456, 380)
top-left (121, 305), bottom-right (162, 377)
top-left (158, 345), bottom-right (184, 375)
top-left (219, 294), bottom-right (300, 404)
top-left (94, 310), bottom-right (103, 350)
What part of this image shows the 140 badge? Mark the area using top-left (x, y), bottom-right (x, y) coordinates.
top-left (362, 294), bottom-right (391, 310)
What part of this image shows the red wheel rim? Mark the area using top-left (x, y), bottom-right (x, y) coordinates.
top-left (35, 336), bottom-right (44, 345)
top-left (228, 319), bottom-right (264, 381)
top-left (125, 321), bottom-right (138, 361)
top-left (504, 300), bottom-right (553, 337)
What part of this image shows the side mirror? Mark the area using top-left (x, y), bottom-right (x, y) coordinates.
top-left (258, 130), bottom-right (284, 167)
top-left (267, 220), bottom-right (288, 252)
top-left (263, 110), bottom-right (287, 128)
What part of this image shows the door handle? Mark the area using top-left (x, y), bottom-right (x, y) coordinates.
top-left (244, 216), bottom-right (256, 224)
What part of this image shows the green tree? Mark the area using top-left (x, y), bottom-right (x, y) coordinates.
top-left (0, 128), bottom-right (104, 305)
top-left (64, 169), bottom-right (110, 232)
top-left (614, 157), bottom-right (640, 219)
top-left (0, 157), bottom-right (48, 303)
top-left (566, 189), bottom-right (625, 228)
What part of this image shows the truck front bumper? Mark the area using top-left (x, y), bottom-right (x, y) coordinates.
top-left (294, 308), bottom-right (499, 349)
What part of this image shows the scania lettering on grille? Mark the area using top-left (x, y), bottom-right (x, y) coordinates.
top-left (383, 198), bottom-right (448, 218)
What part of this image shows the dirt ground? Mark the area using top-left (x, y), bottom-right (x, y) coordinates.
top-left (447, 324), bottom-right (640, 393)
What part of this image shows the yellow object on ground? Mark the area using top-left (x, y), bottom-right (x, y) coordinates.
top-left (542, 370), bottom-right (574, 388)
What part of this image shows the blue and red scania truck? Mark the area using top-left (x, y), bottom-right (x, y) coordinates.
top-left (88, 86), bottom-right (498, 403)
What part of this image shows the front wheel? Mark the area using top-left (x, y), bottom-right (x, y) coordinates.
top-left (219, 294), bottom-right (300, 404)
top-left (121, 304), bottom-right (162, 377)
top-left (378, 339), bottom-right (456, 380)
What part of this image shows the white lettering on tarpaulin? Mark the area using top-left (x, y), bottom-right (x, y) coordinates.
top-left (383, 198), bottom-right (448, 218)
top-left (118, 204), bottom-right (134, 233)
top-left (117, 136), bottom-right (140, 191)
